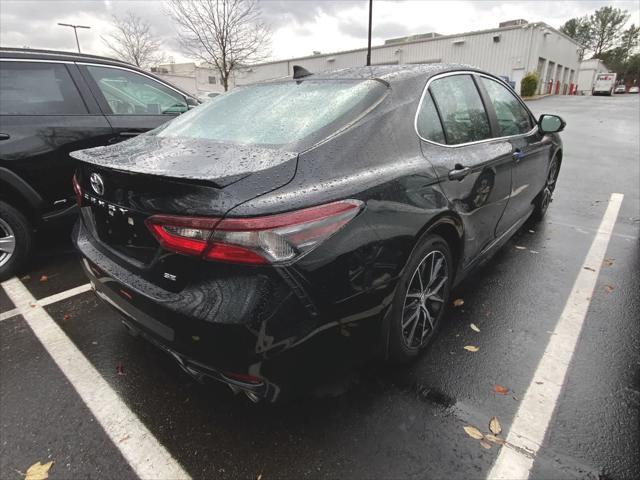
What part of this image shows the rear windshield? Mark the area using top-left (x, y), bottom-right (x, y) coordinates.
top-left (155, 79), bottom-right (387, 149)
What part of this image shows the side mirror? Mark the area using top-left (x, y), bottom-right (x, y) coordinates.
top-left (538, 114), bottom-right (566, 134)
top-left (186, 96), bottom-right (200, 109)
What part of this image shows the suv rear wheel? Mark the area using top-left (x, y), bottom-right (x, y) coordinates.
top-left (0, 201), bottom-right (33, 281)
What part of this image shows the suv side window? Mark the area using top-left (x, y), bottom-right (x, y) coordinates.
top-left (429, 74), bottom-right (491, 145)
top-left (86, 66), bottom-right (188, 115)
top-left (416, 90), bottom-right (446, 144)
top-left (0, 61), bottom-right (87, 115)
top-left (480, 77), bottom-right (533, 136)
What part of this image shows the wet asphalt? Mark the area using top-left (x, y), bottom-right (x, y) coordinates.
top-left (1, 94), bottom-right (639, 480)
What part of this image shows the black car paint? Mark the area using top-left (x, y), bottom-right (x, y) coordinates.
top-left (0, 49), bottom-right (196, 224)
top-left (71, 64), bottom-right (563, 401)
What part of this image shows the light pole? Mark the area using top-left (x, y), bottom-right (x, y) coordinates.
top-left (57, 23), bottom-right (91, 53)
top-left (366, 0), bottom-right (373, 66)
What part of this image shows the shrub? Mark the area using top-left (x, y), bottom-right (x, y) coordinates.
top-left (521, 72), bottom-right (539, 97)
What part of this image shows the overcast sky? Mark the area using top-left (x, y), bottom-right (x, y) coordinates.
top-left (1, 0), bottom-right (639, 64)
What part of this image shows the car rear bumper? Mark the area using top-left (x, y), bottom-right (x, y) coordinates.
top-left (73, 218), bottom-right (381, 401)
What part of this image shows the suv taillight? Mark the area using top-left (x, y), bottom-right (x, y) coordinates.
top-left (145, 200), bottom-right (363, 265)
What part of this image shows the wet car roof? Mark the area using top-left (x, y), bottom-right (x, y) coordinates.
top-left (260, 63), bottom-right (477, 85)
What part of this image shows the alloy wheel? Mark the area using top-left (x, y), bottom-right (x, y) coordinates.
top-left (0, 217), bottom-right (16, 268)
top-left (401, 250), bottom-right (448, 349)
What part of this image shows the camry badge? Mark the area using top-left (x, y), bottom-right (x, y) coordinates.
top-left (89, 172), bottom-right (105, 196)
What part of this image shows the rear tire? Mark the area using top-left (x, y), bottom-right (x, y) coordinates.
top-left (532, 156), bottom-right (560, 222)
top-left (388, 234), bottom-right (453, 364)
top-left (0, 201), bottom-right (33, 281)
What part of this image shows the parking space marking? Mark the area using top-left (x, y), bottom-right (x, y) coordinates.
top-left (1, 277), bottom-right (191, 480)
top-left (488, 192), bottom-right (624, 480)
top-left (0, 283), bottom-right (92, 322)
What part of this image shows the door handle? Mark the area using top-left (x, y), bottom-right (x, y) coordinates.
top-left (513, 149), bottom-right (525, 162)
top-left (448, 165), bottom-right (471, 181)
top-left (0, 133), bottom-right (10, 141)
top-left (119, 131), bottom-right (142, 137)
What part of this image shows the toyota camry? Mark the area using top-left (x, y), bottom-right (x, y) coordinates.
top-left (71, 64), bottom-right (565, 402)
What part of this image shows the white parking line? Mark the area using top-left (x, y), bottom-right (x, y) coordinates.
top-left (488, 192), bottom-right (624, 480)
top-left (0, 283), bottom-right (92, 322)
top-left (1, 277), bottom-right (191, 480)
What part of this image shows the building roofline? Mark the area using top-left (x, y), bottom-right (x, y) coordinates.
top-left (244, 21), bottom-right (582, 69)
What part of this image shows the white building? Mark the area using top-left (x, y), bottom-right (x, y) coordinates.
top-left (150, 62), bottom-right (225, 96)
top-left (576, 58), bottom-right (611, 95)
top-left (235, 19), bottom-right (582, 96)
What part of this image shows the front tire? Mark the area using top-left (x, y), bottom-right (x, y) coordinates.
top-left (0, 201), bottom-right (33, 281)
top-left (388, 234), bottom-right (453, 363)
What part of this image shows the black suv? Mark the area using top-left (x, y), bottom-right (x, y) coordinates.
top-left (0, 48), bottom-right (198, 279)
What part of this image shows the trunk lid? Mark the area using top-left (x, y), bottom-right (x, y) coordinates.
top-left (71, 135), bottom-right (298, 290)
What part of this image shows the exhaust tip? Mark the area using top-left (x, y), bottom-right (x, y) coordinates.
top-left (244, 390), bottom-right (261, 403)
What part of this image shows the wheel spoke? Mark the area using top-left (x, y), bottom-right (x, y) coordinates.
top-left (0, 235), bottom-right (16, 254)
top-left (406, 291), bottom-right (422, 299)
top-left (416, 264), bottom-right (424, 293)
top-left (402, 308), bottom-right (419, 329)
top-left (428, 275), bottom-right (448, 296)
top-left (406, 308), bottom-right (421, 346)
top-left (423, 305), bottom-right (434, 330)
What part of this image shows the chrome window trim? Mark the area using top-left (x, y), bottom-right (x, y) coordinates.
top-left (414, 70), bottom-right (539, 148)
top-left (76, 62), bottom-right (189, 99)
top-left (0, 58), bottom-right (73, 64)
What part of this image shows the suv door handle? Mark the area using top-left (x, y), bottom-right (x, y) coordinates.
top-left (448, 165), bottom-right (471, 181)
top-left (0, 133), bottom-right (10, 141)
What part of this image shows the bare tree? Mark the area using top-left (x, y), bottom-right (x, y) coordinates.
top-left (166, 0), bottom-right (270, 91)
top-left (102, 13), bottom-right (165, 68)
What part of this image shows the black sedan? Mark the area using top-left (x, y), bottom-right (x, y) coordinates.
top-left (71, 64), bottom-right (565, 402)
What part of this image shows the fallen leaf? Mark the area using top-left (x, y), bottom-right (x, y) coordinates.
top-left (485, 434), bottom-right (505, 445)
top-left (493, 385), bottom-right (509, 395)
top-left (583, 266), bottom-right (595, 272)
top-left (604, 285), bottom-right (614, 293)
top-left (453, 298), bottom-right (464, 307)
top-left (21, 275), bottom-right (31, 281)
top-left (479, 439), bottom-right (492, 450)
top-left (489, 416), bottom-right (502, 435)
top-left (470, 323), bottom-right (480, 332)
top-left (463, 345), bottom-right (479, 352)
top-left (514, 245), bottom-right (527, 250)
top-left (116, 364), bottom-right (125, 375)
top-left (463, 425), bottom-right (484, 440)
top-left (528, 229), bottom-right (535, 233)
top-left (119, 434), bottom-right (131, 443)
top-left (256, 474), bottom-right (263, 480)
top-left (603, 258), bottom-right (614, 267)
top-left (529, 250), bottom-right (540, 254)
top-left (39, 275), bottom-right (48, 282)
top-left (25, 461), bottom-right (53, 480)
top-left (63, 314), bottom-right (71, 321)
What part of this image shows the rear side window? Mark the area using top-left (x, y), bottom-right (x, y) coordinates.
top-left (480, 77), bottom-right (533, 136)
top-left (0, 62), bottom-right (87, 115)
top-left (86, 66), bottom-right (188, 115)
top-left (416, 90), bottom-right (446, 144)
top-left (429, 75), bottom-right (491, 145)
top-left (156, 79), bottom-right (387, 148)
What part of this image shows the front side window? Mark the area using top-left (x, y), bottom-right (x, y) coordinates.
top-left (0, 62), bottom-right (86, 115)
top-left (86, 66), bottom-right (187, 115)
top-left (429, 75), bottom-right (491, 145)
top-left (480, 77), bottom-right (533, 136)
top-left (156, 79), bottom-right (387, 148)
top-left (416, 90), bottom-right (446, 143)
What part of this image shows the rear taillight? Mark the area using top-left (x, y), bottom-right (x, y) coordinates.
top-left (145, 200), bottom-right (362, 265)
top-left (72, 174), bottom-right (82, 206)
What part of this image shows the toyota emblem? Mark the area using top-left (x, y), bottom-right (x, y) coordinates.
top-left (89, 172), bottom-right (105, 196)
